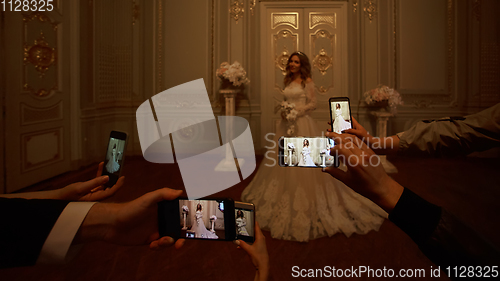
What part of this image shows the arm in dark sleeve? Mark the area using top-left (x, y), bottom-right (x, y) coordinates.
top-left (0, 198), bottom-right (69, 268)
top-left (398, 103), bottom-right (500, 157)
top-left (389, 188), bottom-right (500, 270)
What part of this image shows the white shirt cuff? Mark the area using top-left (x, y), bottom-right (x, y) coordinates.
top-left (36, 202), bottom-right (97, 264)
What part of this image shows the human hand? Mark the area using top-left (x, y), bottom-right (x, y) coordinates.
top-left (323, 132), bottom-right (404, 213)
top-left (75, 187), bottom-right (184, 250)
top-left (234, 222), bottom-right (269, 281)
top-left (58, 162), bottom-right (124, 201)
top-left (343, 117), bottom-right (371, 140)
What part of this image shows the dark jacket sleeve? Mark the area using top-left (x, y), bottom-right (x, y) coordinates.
top-left (389, 188), bottom-right (500, 271)
top-left (0, 198), bottom-right (69, 268)
top-left (397, 103), bottom-right (500, 157)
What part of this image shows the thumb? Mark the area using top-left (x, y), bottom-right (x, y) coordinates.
top-left (236, 239), bottom-right (252, 252)
top-left (322, 166), bottom-right (348, 183)
top-left (148, 188), bottom-right (183, 203)
top-left (77, 176), bottom-right (109, 193)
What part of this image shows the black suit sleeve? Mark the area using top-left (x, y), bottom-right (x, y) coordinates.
top-left (0, 198), bottom-right (69, 268)
top-left (389, 188), bottom-right (500, 279)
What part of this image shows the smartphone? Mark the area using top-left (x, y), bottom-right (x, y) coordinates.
top-left (234, 201), bottom-right (255, 244)
top-left (158, 198), bottom-right (236, 241)
top-left (279, 136), bottom-right (338, 168)
top-left (329, 97), bottom-right (353, 134)
top-left (102, 131), bottom-right (128, 187)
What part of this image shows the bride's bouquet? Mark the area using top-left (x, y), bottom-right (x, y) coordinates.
top-left (275, 101), bottom-right (299, 135)
top-left (363, 85), bottom-right (403, 114)
top-left (275, 101), bottom-right (299, 122)
top-left (217, 61), bottom-right (250, 87)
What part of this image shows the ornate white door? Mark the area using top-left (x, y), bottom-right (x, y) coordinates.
top-left (3, 6), bottom-right (72, 192)
top-left (260, 2), bottom-right (348, 141)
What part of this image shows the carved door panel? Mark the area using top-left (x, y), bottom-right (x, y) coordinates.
top-left (4, 7), bottom-right (72, 192)
top-left (260, 2), bottom-right (347, 142)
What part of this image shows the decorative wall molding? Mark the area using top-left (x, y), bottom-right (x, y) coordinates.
top-left (309, 12), bottom-right (336, 29)
top-left (272, 12), bottom-right (298, 29)
top-left (21, 101), bottom-right (63, 126)
top-left (230, 0), bottom-right (245, 24)
top-left (22, 128), bottom-right (63, 173)
top-left (22, 12), bottom-right (59, 98)
top-left (363, 0), bottom-right (377, 23)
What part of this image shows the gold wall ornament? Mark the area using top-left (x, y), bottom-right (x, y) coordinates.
top-left (353, 1), bottom-right (358, 13)
top-left (132, 1), bottom-right (140, 25)
top-left (312, 48), bottom-right (332, 76)
top-left (272, 12), bottom-right (298, 29)
top-left (363, 0), bottom-right (377, 23)
top-left (24, 32), bottom-right (56, 78)
top-left (250, 0), bottom-right (256, 16)
top-left (276, 47), bottom-right (291, 76)
top-left (230, 1), bottom-right (245, 24)
top-left (472, 0), bottom-right (481, 22)
top-left (22, 12), bottom-right (58, 30)
top-left (317, 85), bottom-right (332, 95)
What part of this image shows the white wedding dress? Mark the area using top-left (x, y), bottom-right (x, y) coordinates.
top-left (241, 81), bottom-right (387, 242)
top-left (190, 211), bottom-right (218, 239)
top-left (236, 217), bottom-right (249, 236)
top-left (106, 148), bottom-right (120, 173)
top-left (332, 108), bottom-right (352, 134)
top-left (298, 146), bottom-right (316, 167)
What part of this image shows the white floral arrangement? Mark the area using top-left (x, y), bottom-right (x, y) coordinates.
top-left (287, 143), bottom-right (295, 151)
top-left (275, 101), bottom-right (299, 122)
top-left (182, 205), bottom-right (189, 214)
top-left (217, 61), bottom-right (250, 87)
top-left (210, 215), bottom-right (217, 221)
top-left (363, 85), bottom-right (403, 113)
top-left (320, 149), bottom-right (328, 155)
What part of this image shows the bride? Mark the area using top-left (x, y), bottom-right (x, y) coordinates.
top-left (241, 51), bottom-right (386, 242)
top-left (190, 203), bottom-right (218, 239)
top-left (332, 103), bottom-right (352, 134)
top-left (298, 139), bottom-right (316, 167)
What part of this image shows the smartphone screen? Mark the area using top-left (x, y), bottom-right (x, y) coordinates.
top-left (102, 131), bottom-right (127, 187)
top-left (329, 98), bottom-right (353, 134)
top-left (158, 198), bottom-right (236, 241)
top-left (279, 137), bottom-right (337, 168)
top-left (235, 202), bottom-right (255, 243)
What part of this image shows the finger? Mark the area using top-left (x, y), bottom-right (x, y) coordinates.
top-left (254, 221), bottom-right (265, 241)
top-left (146, 188), bottom-right (184, 204)
top-left (327, 121), bottom-right (332, 125)
top-left (96, 162), bottom-right (104, 177)
top-left (77, 176), bottom-right (109, 195)
top-left (351, 116), bottom-right (360, 129)
top-left (90, 176), bottom-right (124, 200)
top-left (237, 240), bottom-right (252, 252)
top-left (322, 165), bottom-right (350, 183)
top-left (158, 236), bottom-right (175, 248)
top-left (174, 239), bottom-right (185, 250)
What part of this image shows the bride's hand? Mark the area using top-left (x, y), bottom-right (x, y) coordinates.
top-left (323, 132), bottom-right (404, 213)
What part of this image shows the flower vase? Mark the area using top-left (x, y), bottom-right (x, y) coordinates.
top-left (368, 100), bottom-right (389, 112)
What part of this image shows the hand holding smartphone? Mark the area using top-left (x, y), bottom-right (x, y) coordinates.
top-left (102, 131), bottom-right (128, 188)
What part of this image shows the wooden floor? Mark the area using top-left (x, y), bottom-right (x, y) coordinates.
top-left (1, 155), bottom-right (499, 280)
